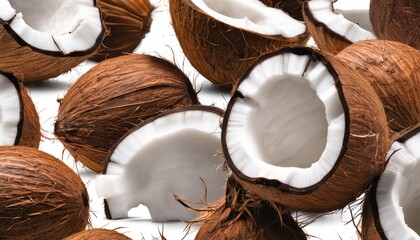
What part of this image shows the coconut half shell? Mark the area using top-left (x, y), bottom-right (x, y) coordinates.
top-left (64, 229), bottom-right (131, 240)
top-left (222, 47), bottom-right (389, 212)
top-left (170, 0), bottom-right (309, 88)
top-left (0, 146), bottom-right (90, 240)
top-left (0, 0), bottom-right (106, 83)
top-left (0, 71), bottom-right (40, 148)
top-left (92, 0), bottom-right (154, 61)
top-left (55, 54), bottom-right (199, 173)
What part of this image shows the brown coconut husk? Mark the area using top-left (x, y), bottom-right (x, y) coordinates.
top-left (92, 0), bottom-right (154, 62)
top-left (259, 0), bottom-right (304, 20)
top-left (370, 0), bottom-right (419, 50)
top-left (335, 40), bottom-right (420, 136)
top-left (54, 54), bottom-right (199, 173)
top-left (223, 47), bottom-right (390, 212)
top-left (0, 6), bottom-right (106, 83)
top-left (169, 0), bottom-right (309, 89)
top-left (1, 72), bottom-right (41, 148)
top-left (0, 146), bottom-right (90, 240)
top-left (64, 229), bottom-right (131, 240)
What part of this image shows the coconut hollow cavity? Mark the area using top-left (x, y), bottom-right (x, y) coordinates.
top-left (0, 72), bottom-right (40, 148)
top-left (362, 126), bottom-right (420, 239)
top-left (95, 106), bottom-right (227, 222)
top-left (223, 47), bottom-right (389, 212)
top-left (303, 0), bottom-right (376, 54)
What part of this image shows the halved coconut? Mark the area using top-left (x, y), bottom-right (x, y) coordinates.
top-left (336, 40), bottom-right (420, 135)
top-left (170, 0), bottom-right (309, 88)
top-left (303, 0), bottom-right (376, 54)
top-left (64, 229), bottom-right (131, 240)
top-left (222, 47), bottom-right (389, 212)
top-left (0, 0), bottom-right (106, 83)
top-left (95, 106), bottom-right (227, 222)
top-left (362, 125), bottom-right (420, 239)
top-left (54, 54), bottom-right (199, 173)
top-left (0, 71), bottom-right (40, 148)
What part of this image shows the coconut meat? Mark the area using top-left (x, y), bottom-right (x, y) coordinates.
top-left (376, 131), bottom-right (420, 239)
top-left (191, 0), bottom-right (306, 37)
top-left (1, 0), bottom-right (101, 54)
top-left (308, 0), bottom-right (375, 42)
top-left (0, 74), bottom-right (21, 146)
top-left (225, 52), bottom-right (345, 188)
top-left (95, 109), bottom-right (226, 222)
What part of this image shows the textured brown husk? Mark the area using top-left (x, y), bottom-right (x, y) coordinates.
top-left (0, 146), bottom-right (90, 240)
top-left (259, 0), bottom-right (303, 20)
top-left (92, 0), bottom-right (154, 61)
top-left (0, 7), bottom-right (106, 83)
top-left (55, 54), bottom-right (199, 173)
top-left (302, 1), bottom-right (353, 54)
top-left (194, 176), bottom-right (307, 240)
top-left (370, 0), bottom-right (419, 50)
top-left (170, 0), bottom-right (309, 88)
top-left (64, 229), bottom-right (131, 240)
top-left (223, 47), bottom-right (390, 212)
top-left (336, 40), bottom-right (420, 136)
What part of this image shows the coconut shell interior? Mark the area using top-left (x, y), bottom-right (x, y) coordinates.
top-left (259, 0), bottom-right (303, 21)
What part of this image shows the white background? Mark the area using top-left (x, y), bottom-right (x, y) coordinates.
top-left (26, 0), bottom-right (371, 239)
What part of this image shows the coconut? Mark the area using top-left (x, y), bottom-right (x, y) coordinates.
top-left (0, 146), bottom-right (90, 240)
top-left (259, 0), bottom-right (304, 21)
top-left (361, 124), bottom-right (420, 239)
top-left (95, 106), bottom-right (227, 222)
top-left (0, 71), bottom-right (40, 148)
top-left (303, 0), bottom-right (376, 54)
top-left (169, 0), bottom-right (309, 88)
top-left (91, 0), bottom-right (154, 62)
top-left (64, 229), bottom-right (131, 240)
top-left (370, 0), bottom-right (419, 50)
top-left (194, 176), bottom-right (307, 239)
top-left (0, 0), bottom-right (106, 83)
top-left (222, 47), bottom-right (389, 212)
top-left (55, 54), bottom-right (199, 173)
top-left (336, 40), bottom-right (420, 135)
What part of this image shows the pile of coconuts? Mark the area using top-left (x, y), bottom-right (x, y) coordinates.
top-left (0, 0), bottom-right (418, 239)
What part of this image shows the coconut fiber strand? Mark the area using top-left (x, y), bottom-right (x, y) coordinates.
top-left (64, 229), bottom-right (131, 240)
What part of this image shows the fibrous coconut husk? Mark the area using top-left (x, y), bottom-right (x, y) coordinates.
top-left (170, 0), bottom-right (309, 89)
top-left (336, 40), bottom-right (420, 135)
top-left (0, 146), bottom-right (90, 240)
top-left (54, 54), bottom-right (199, 173)
top-left (259, 0), bottom-right (303, 20)
top-left (92, 0), bottom-right (154, 61)
top-left (64, 229), bottom-right (131, 240)
top-left (370, 0), bottom-right (419, 50)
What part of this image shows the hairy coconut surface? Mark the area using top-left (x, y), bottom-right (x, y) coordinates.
top-left (194, 176), bottom-right (307, 240)
top-left (362, 125), bottom-right (420, 240)
top-left (0, 72), bottom-right (40, 148)
top-left (170, 0), bottom-right (309, 88)
top-left (92, 0), bottom-right (154, 61)
top-left (370, 0), bottom-right (419, 50)
top-left (303, 0), bottom-right (375, 54)
top-left (222, 47), bottom-right (389, 212)
top-left (336, 40), bottom-right (420, 135)
top-left (0, 146), bottom-right (90, 240)
top-left (0, 0), bottom-right (106, 83)
top-left (55, 54), bottom-right (199, 173)
top-left (64, 229), bottom-right (131, 240)
top-left (259, 0), bottom-right (304, 20)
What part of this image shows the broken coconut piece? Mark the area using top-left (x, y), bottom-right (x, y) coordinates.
top-left (170, 0), bottom-right (309, 88)
top-left (362, 125), bottom-right (420, 239)
top-left (303, 0), bottom-right (376, 54)
top-left (95, 106), bottom-right (227, 222)
top-left (0, 0), bottom-right (106, 83)
top-left (0, 72), bottom-right (40, 148)
top-left (222, 47), bottom-right (389, 212)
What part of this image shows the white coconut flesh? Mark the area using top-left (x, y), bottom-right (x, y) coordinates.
top-left (0, 74), bottom-right (21, 146)
top-left (0, 0), bottom-right (102, 54)
top-left (308, 0), bottom-right (376, 42)
top-left (191, 0), bottom-right (306, 37)
top-left (95, 109), bottom-right (226, 222)
top-left (225, 52), bottom-right (346, 188)
top-left (375, 131), bottom-right (420, 239)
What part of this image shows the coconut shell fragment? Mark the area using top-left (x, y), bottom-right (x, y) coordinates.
top-left (0, 146), bottom-right (90, 240)
top-left (55, 54), bottom-right (199, 173)
top-left (64, 229), bottom-right (131, 240)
